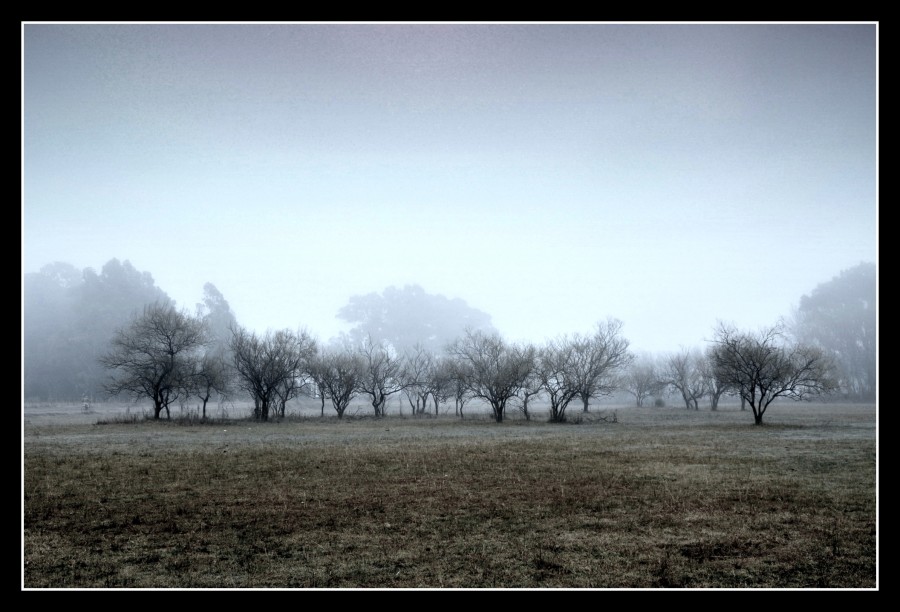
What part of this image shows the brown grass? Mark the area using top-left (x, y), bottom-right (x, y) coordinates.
top-left (23, 401), bottom-right (877, 589)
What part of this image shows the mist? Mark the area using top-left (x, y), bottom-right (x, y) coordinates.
top-left (23, 23), bottom-right (877, 357)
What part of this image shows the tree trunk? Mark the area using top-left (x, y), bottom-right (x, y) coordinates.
top-left (549, 401), bottom-right (563, 423)
top-left (582, 396), bottom-right (590, 413)
top-left (152, 390), bottom-right (164, 419)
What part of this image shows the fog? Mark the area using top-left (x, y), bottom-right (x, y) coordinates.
top-left (22, 23), bottom-right (877, 354)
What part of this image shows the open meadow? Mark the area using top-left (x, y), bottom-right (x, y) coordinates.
top-left (23, 399), bottom-right (877, 589)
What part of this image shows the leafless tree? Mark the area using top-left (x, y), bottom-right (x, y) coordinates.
top-left (711, 321), bottom-right (839, 425)
top-left (190, 348), bottom-right (232, 419)
top-left (571, 319), bottom-right (633, 412)
top-left (229, 326), bottom-right (317, 421)
top-left (99, 302), bottom-right (207, 420)
top-left (311, 349), bottom-right (365, 419)
top-left (622, 353), bottom-right (666, 408)
top-left (445, 356), bottom-right (474, 418)
top-left (400, 344), bottom-right (437, 415)
top-left (447, 329), bottom-right (533, 423)
top-left (306, 359), bottom-right (329, 416)
top-left (535, 336), bottom-right (582, 422)
top-left (701, 345), bottom-right (731, 411)
top-left (515, 345), bottom-right (542, 421)
top-left (426, 356), bottom-right (456, 415)
top-left (267, 330), bottom-right (316, 419)
top-left (661, 348), bottom-right (708, 410)
top-left (356, 336), bottom-right (405, 417)
top-left (271, 331), bottom-right (318, 418)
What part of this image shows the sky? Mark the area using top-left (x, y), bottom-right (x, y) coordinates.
top-left (22, 22), bottom-right (878, 355)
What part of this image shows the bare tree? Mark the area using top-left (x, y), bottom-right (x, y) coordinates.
top-left (306, 359), bottom-right (329, 416)
top-left (99, 302), bottom-right (207, 420)
top-left (312, 349), bottom-right (365, 419)
top-left (711, 321), bottom-right (839, 425)
top-left (623, 353), bottom-right (666, 408)
top-left (701, 345), bottom-right (730, 411)
top-left (426, 356), bottom-right (456, 416)
top-left (661, 348), bottom-right (708, 410)
top-left (271, 330), bottom-right (317, 418)
top-left (447, 329), bottom-right (533, 423)
top-left (356, 336), bottom-right (405, 417)
top-left (190, 348), bottom-right (232, 419)
top-left (400, 344), bottom-right (437, 415)
top-left (571, 319), bottom-right (633, 412)
top-left (229, 326), bottom-right (317, 421)
top-left (445, 356), bottom-right (474, 418)
top-left (515, 344), bottom-right (542, 421)
top-left (535, 336), bottom-right (582, 422)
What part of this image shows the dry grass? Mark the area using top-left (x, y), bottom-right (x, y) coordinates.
top-left (22, 401), bottom-right (877, 590)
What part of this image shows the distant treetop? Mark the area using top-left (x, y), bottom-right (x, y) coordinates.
top-left (337, 284), bottom-right (496, 354)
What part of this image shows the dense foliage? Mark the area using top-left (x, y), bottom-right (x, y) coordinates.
top-left (792, 262), bottom-right (876, 400)
top-left (24, 259), bottom-right (172, 401)
top-left (337, 284), bottom-right (496, 355)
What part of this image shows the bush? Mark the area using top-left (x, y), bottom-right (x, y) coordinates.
top-left (653, 398), bottom-right (665, 408)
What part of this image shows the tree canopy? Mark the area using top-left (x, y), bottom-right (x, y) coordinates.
top-left (711, 322), bottom-right (838, 425)
top-left (337, 284), bottom-right (496, 355)
top-left (99, 302), bottom-right (207, 419)
top-left (24, 259), bottom-right (173, 401)
top-left (447, 329), bottom-right (534, 423)
top-left (196, 282), bottom-right (238, 352)
top-left (792, 262), bottom-right (876, 399)
top-left (24, 259), bottom-right (244, 403)
top-left (229, 327), bottom-right (317, 421)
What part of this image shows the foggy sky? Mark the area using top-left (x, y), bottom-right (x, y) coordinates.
top-left (22, 22), bottom-right (877, 354)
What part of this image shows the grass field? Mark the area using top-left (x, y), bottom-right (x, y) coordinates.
top-left (22, 399), bottom-right (877, 590)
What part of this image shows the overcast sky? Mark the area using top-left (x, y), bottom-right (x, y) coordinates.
top-left (22, 22), bottom-right (877, 354)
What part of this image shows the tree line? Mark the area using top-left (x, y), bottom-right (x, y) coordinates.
top-left (100, 306), bottom-right (633, 423)
top-left (24, 260), bottom-right (875, 425)
top-left (100, 303), bottom-right (839, 426)
top-left (23, 259), bottom-right (172, 401)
